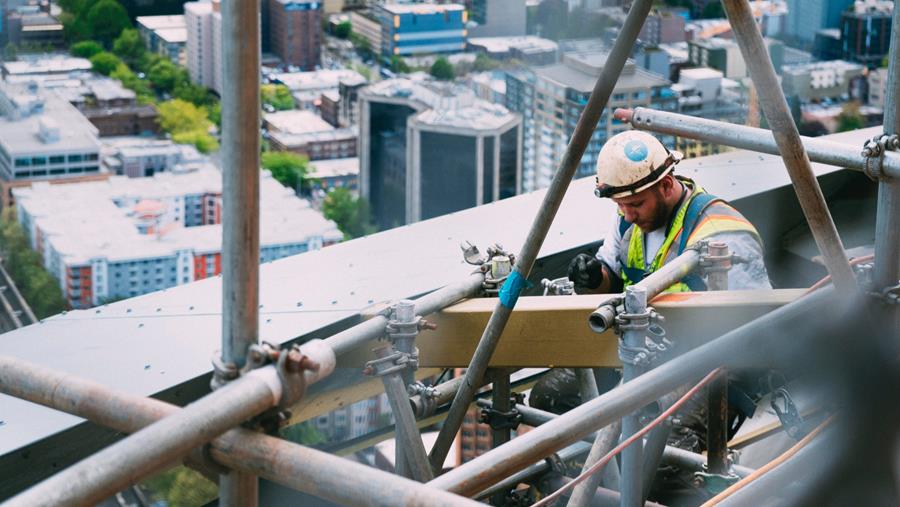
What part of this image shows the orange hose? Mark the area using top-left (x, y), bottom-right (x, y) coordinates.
top-left (700, 414), bottom-right (835, 507)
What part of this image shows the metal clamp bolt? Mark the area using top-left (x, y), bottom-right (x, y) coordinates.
top-left (363, 347), bottom-right (419, 377)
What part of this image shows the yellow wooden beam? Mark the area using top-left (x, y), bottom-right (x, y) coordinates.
top-left (290, 289), bottom-right (802, 426)
top-left (419, 289), bottom-right (805, 368)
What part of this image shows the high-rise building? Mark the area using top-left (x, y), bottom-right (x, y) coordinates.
top-left (781, 60), bottom-right (865, 102)
top-left (136, 15), bottom-right (188, 66)
top-left (639, 8), bottom-right (687, 46)
top-left (373, 3), bottom-right (466, 57)
top-left (185, 0), bottom-right (223, 94)
top-left (784, 0), bottom-right (853, 47)
top-left (359, 78), bottom-right (522, 230)
top-left (505, 52), bottom-right (674, 191)
top-left (468, 0), bottom-right (527, 38)
top-left (268, 0), bottom-right (322, 70)
top-left (688, 37), bottom-right (784, 79)
top-left (841, 0), bottom-right (893, 68)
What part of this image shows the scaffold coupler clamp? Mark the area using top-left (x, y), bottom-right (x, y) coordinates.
top-left (876, 281), bottom-right (900, 306)
top-left (614, 306), bottom-right (668, 367)
top-left (461, 241), bottom-right (516, 295)
top-left (861, 133), bottom-right (899, 181)
top-left (480, 393), bottom-right (525, 431)
top-left (693, 466), bottom-right (739, 494)
top-left (541, 276), bottom-right (575, 296)
top-left (408, 383), bottom-right (438, 417)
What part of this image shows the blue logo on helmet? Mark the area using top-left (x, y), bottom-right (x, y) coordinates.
top-left (624, 140), bottom-right (648, 162)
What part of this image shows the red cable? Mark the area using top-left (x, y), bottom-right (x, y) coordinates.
top-left (531, 368), bottom-right (723, 507)
top-left (805, 254), bottom-right (874, 294)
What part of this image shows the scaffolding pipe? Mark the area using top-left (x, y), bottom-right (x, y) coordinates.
top-left (565, 420), bottom-right (622, 507)
top-left (427, 288), bottom-right (837, 496)
top-left (0, 355), bottom-right (479, 507)
top-left (474, 441), bottom-right (592, 500)
top-left (501, 400), bottom-right (754, 479)
top-left (590, 249), bottom-right (701, 334)
top-left (410, 371), bottom-right (493, 418)
top-left (329, 273), bottom-right (484, 356)
top-left (4, 367), bottom-right (282, 506)
top-left (427, 0), bottom-right (656, 472)
top-left (373, 345), bottom-right (434, 482)
top-left (640, 391), bottom-right (680, 501)
top-left (721, 0), bottom-right (856, 292)
top-left (873, 1), bottom-right (900, 304)
top-left (220, 0), bottom-right (261, 501)
top-left (614, 108), bottom-right (900, 179)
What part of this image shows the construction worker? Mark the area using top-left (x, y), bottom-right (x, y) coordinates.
top-left (568, 130), bottom-right (771, 293)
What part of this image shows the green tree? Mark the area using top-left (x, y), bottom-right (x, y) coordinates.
top-left (260, 84), bottom-right (294, 111)
top-left (143, 466), bottom-right (217, 507)
top-left (0, 209), bottom-right (67, 319)
top-left (473, 53), bottom-right (500, 72)
top-left (390, 55), bottom-right (410, 74)
top-left (85, 0), bottom-right (131, 47)
top-left (112, 28), bottom-right (145, 65)
top-left (700, 1), bottom-right (725, 18)
top-left (3, 43), bottom-right (16, 61)
top-left (429, 56), bottom-right (454, 80)
top-left (172, 130), bottom-right (219, 153)
top-left (837, 101), bottom-right (865, 132)
top-left (71, 40), bottom-right (103, 58)
top-left (89, 51), bottom-right (122, 75)
top-left (173, 79), bottom-right (211, 106)
top-left (334, 20), bottom-right (352, 39)
top-left (322, 187), bottom-right (376, 239)
top-left (111, 63), bottom-right (153, 101)
top-left (281, 420), bottom-right (327, 445)
top-left (261, 151), bottom-right (311, 191)
top-left (157, 99), bottom-right (211, 134)
top-left (148, 58), bottom-right (180, 93)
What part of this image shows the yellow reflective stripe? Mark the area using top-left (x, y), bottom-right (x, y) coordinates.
top-left (686, 215), bottom-right (759, 247)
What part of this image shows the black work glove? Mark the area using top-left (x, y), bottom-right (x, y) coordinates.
top-left (567, 253), bottom-right (604, 290)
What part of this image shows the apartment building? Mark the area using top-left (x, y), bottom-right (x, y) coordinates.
top-left (14, 166), bottom-right (342, 308)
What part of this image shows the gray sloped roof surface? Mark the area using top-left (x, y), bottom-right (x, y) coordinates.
top-left (0, 126), bottom-right (880, 457)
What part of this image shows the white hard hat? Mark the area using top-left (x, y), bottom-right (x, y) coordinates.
top-left (594, 130), bottom-right (683, 199)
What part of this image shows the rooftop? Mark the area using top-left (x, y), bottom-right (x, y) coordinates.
top-left (12, 165), bottom-right (342, 265)
top-left (363, 77), bottom-right (519, 131)
top-left (155, 27), bottom-right (188, 44)
top-left (467, 36), bottom-right (558, 54)
top-left (782, 60), bottom-right (866, 75)
top-left (271, 69), bottom-right (367, 92)
top-left (381, 3), bottom-right (465, 15)
top-left (2, 56), bottom-right (91, 76)
top-left (264, 110), bottom-right (335, 135)
top-left (136, 14), bottom-right (186, 31)
top-left (0, 126), bottom-right (881, 463)
top-left (679, 67), bottom-right (725, 80)
top-left (308, 157), bottom-right (359, 179)
top-left (0, 82), bottom-right (100, 155)
top-left (536, 53), bottom-right (669, 93)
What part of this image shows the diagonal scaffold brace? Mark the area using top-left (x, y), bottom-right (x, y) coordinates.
top-left (427, 0), bottom-right (658, 473)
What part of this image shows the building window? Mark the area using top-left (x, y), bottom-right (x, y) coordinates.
top-left (49, 155), bottom-right (64, 164)
top-left (31, 156), bottom-right (47, 166)
top-left (68, 154), bottom-right (83, 163)
top-left (14, 158), bottom-right (30, 167)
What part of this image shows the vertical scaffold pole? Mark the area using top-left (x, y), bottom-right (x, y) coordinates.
top-left (221, 0), bottom-right (261, 503)
top-left (619, 285), bottom-right (648, 507)
top-left (428, 0), bottom-right (656, 472)
top-left (705, 243), bottom-right (730, 476)
top-left (721, 0), bottom-right (856, 293)
top-left (874, 1), bottom-right (900, 314)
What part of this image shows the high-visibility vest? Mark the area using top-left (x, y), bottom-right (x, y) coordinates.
top-left (618, 178), bottom-right (761, 292)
